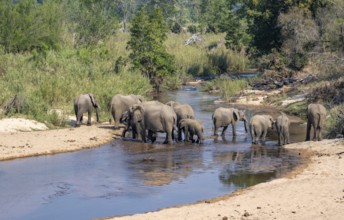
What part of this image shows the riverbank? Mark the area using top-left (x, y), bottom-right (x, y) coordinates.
top-left (0, 118), bottom-right (121, 161)
top-left (106, 139), bottom-right (344, 220)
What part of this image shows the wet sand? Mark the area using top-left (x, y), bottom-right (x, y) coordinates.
top-left (106, 139), bottom-right (344, 220)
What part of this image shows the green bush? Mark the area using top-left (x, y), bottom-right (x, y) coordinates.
top-left (187, 25), bottom-right (198, 34)
top-left (0, 0), bottom-right (63, 53)
top-left (326, 104), bottom-right (344, 138)
top-left (202, 78), bottom-right (248, 100)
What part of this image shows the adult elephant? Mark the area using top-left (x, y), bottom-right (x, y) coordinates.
top-left (276, 113), bottom-right (290, 146)
top-left (249, 114), bottom-right (275, 144)
top-left (121, 101), bottom-right (163, 139)
top-left (306, 103), bottom-right (327, 141)
top-left (109, 94), bottom-right (145, 127)
top-left (212, 107), bottom-right (248, 137)
top-left (74, 94), bottom-right (100, 127)
top-left (166, 101), bottom-right (195, 141)
top-left (131, 102), bottom-right (176, 144)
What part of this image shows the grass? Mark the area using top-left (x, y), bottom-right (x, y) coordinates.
top-left (202, 78), bottom-right (248, 100)
top-left (0, 32), bottom-right (252, 126)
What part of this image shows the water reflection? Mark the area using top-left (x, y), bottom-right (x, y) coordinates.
top-left (219, 145), bottom-right (298, 188)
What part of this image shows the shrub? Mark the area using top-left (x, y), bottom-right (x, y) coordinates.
top-left (326, 104), bottom-right (344, 138)
top-left (202, 78), bottom-right (248, 100)
top-left (187, 25), bottom-right (198, 34)
top-left (0, 0), bottom-right (63, 53)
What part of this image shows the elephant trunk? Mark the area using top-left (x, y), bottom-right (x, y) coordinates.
top-left (243, 119), bottom-right (248, 133)
top-left (95, 107), bottom-right (100, 123)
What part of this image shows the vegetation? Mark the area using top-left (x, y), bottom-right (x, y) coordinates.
top-left (0, 0), bottom-right (343, 135)
top-left (202, 78), bottom-right (248, 100)
top-left (127, 7), bottom-right (175, 93)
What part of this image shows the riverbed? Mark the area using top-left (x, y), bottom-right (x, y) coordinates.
top-left (0, 88), bottom-right (306, 220)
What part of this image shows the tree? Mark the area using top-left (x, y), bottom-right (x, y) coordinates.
top-left (127, 7), bottom-right (176, 93)
top-left (278, 7), bottom-right (319, 69)
top-left (0, 0), bottom-right (63, 53)
top-left (70, 0), bottom-right (118, 47)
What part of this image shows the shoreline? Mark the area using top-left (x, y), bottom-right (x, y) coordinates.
top-left (0, 123), bottom-right (121, 161)
top-left (106, 139), bottom-right (344, 220)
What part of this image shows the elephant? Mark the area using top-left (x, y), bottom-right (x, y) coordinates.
top-left (121, 101), bottom-right (163, 139)
top-left (276, 113), bottom-right (290, 146)
top-left (306, 103), bottom-right (327, 141)
top-left (74, 94), bottom-right (100, 127)
top-left (109, 94), bottom-right (145, 127)
top-left (131, 102), bottom-right (176, 144)
top-left (212, 107), bottom-right (248, 137)
top-left (249, 114), bottom-right (275, 144)
top-left (179, 118), bottom-right (204, 144)
top-left (166, 101), bottom-right (195, 141)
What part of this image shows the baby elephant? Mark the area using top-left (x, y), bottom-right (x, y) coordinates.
top-left (250, 114), bottom-right (275, 144)
top-left (276, 113), bottom-right (290, 146)
top-left (179, 119), bottom-right (204, 144)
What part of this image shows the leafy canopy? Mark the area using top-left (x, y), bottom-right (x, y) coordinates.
top-left (0, 0), bottom-right (63, 53)
top-left (127, 7), bottom-right (176, 93)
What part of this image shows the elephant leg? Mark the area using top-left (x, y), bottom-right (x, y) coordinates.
top-left (184, 126), bottom-right (189, 142)
top-left (261, 129), bottom-right (267, 144)
top-left (163, 129), bottom-right (173, 144)
top-left (317, 127), bottom-right (322, 141)
top-left (277, 132), bottom-right (282, 146)
top-left (178, 127), bottom-right (183, 141)
top-left (221, 126), bottom-right (228, 136)
top-left (232, 122), bottom-right (237, 136)
top-left (312, 123), bottom-right (317, 141)
top-left (76, 112), bottom-right (83, 127)
top-left (213, 125), bottom-right (219, 136)
top-left (286, 129), bottom-right (290, 144)
top-left (87, 110), bottom-right (92, 126)
top-left (148, 130), bottom-right (156, 143)
top-left (305, 120), bottom-right (311, 141)
top-left (141, 128), bottom-right (147, 143)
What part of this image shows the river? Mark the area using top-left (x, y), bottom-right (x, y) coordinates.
top-left (0, 87), bottom-right (306, 220)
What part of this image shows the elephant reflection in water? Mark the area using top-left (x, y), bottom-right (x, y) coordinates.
top-left (126, 144), bottom-right (203, 186)
top-left (213, 150), bottom-right (245, 164)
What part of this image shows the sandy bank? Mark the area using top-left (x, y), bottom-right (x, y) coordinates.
top-left (107, 139), bottom-right (344, 220)
top-left (0, 119), bottom-right (120, 161)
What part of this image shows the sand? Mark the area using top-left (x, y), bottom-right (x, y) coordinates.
top-left (0, 118), bottom-right (120, 161)
top-left (0, 118), bottom-right (343, 220)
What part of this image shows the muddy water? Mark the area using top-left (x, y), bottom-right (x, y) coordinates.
top-left (0, 88), bottom-right (306, 220)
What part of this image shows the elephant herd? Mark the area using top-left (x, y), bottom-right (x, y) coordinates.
top-left (74, 94), bottom-right (327, 145)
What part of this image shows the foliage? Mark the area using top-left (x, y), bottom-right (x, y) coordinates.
top-left (0, 0), bottom-right (63, 53)
top-left (326, 104), bottom-right (344, 138)
top-left (0, 34), bottom-right (151, 127)
top-left (202, 78), bottom-right (248, 100)
top-left (70, 0), bottom-right (119, 47)
top-left (278, 7), bottom-right (318, 70)
top-left (207, 47), bottom-right (249, 74)
top-left (284, 100), bottom-right (308, 118)
top-left (127, 7), bottom-right (176, 93)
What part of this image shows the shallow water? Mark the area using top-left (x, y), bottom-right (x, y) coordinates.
top-left (0, 88), bottom-right (306, 220)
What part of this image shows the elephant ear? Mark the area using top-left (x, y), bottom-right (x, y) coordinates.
top-left (120, 111), bottom-right (129, 124)
top-left (132, 105), bottom-right (144, 123)
top-left (233, 110), bottom-right (239, 122)
top-left (179, 119), bottom-right (186, 128)
top-left (88, 94), bottom-right (98, 108)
